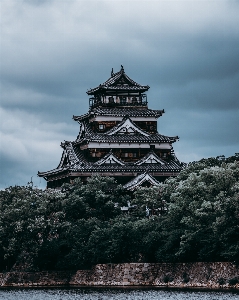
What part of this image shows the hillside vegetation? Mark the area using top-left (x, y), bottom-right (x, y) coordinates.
top-left (0, 155), bottom-right (238, 271)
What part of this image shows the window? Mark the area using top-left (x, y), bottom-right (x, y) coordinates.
top-left (99, 124), bottom-right (105, 130)
top-left (109, 97), bottom-right (114, 103)
top-left (150, 125), bottom-right (156, 131)
top-left (120, 96), bottom-right (126, 104)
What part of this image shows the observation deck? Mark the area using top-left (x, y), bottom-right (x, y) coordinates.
top-left (89, 94), bottom-right (148, 109)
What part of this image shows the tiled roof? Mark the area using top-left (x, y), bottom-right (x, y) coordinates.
top-left (93, 107), bottom-right (164, 117)
top-left (87, 66), bottom-right (149, 95)
top-left (135, 150), bottom-right (166, 166)
top-left (123, 173), bottom-right (160, 191)
top-left (73, 107), bottom-right (164, 122)
top-left (38, 167), bottom-right (69, 177)
top-left (76, 120), bottom-right (178, 144)
top-left (106, 116), bottom-right (150, 137)
top-left (58, 141), bottom-right (81, 168)
top-left (95, 150), bottom-right (125, 166)
top-left (38, 143), bottom-right (183, 178)
top-left (39, 116), bottom-right (181, 180)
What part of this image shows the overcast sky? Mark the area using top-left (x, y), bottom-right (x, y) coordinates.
top-left (0, 0), bottom-right (239, 189)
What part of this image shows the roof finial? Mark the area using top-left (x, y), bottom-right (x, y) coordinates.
top-left (111, 68), bottom-right (114, 77)
top-left (121, 65), bottom-right (124, 72)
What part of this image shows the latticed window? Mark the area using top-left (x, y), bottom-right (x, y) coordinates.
top-left (99, 124), bottom-right (105, 130)
top-left (120, 96), bottom-right (126, 104)
top-left (108, 96), bottom-right (114, 103)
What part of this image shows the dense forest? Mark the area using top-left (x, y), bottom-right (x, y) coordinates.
top-left (0, 154), bottom-right (239, 271)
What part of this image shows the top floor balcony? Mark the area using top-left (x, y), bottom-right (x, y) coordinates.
top-left (89, 94), bottom-right (148, 109)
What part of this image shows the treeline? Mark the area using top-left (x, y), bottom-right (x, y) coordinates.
top-left (0, 154), bottom-right (239, 271)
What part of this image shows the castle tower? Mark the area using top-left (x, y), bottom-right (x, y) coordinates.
top-left (38, 66), bottom-right (184, 189)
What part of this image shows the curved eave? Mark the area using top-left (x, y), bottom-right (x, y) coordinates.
top-left (68, 157), bottom-right (184, 173)
top-left (82, 134), bottom-right (178, 144)
top-left (73, 108), bottom-right (165, 120)
top-left (86, 85), bottom-right (149, 95)
top-left (170, 136), bottom-right (179, 143)
top-left (69, 165), bottom-right (183, 173)
top-left (37, 167), bottom-right (69, 178)
top-left (38, 161), bottom-right (184, 182)
top-left (73, 112), bottom-right (91, 122)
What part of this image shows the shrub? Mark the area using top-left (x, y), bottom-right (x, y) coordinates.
top-left (228, 277), bottom-right (239, 285)
top-left (182, 272), bottom-right (190, 283)
top-left (163, 274), bottom-right (173, 283)
top-left (218, 277), bottom-right (226, 285)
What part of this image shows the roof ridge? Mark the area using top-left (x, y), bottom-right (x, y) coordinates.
top-left (87, 66), bottom-right (149, 95)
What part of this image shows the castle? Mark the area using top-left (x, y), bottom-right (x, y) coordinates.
top-left (38, 66), bottom-right (184, 190)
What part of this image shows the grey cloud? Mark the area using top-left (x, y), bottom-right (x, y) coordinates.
top-left (159, 109), bottom-right (239, 161)
top-left (0, 107), bottom-right (77, 189)
top-left (23, 0), bottom-right (51, 6)
top-left (1, 0), bottom-right (239, 188)
top-left (149, 72), bottom-right (239, 113)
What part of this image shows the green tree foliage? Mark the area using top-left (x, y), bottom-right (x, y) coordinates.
top-left (156, 157), bottom-right (239, 263)
top-left (0, 176), bottom-right (129, 270)
top-left (0, 186), bottom-right (65, 270)
top-left (0, 155), bottom-right (238, 270)
top-left (132, 186), bottom-right (162, 216)
top-left (61, 176), bottom-right (127, 221)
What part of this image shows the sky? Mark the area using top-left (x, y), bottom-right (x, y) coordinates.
top-left (0, 0), bottom-right (239, 189)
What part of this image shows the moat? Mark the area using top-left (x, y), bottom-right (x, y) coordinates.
top-left (0, 288), bottom-right (239, 300)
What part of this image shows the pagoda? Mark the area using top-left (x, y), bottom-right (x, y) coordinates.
top-left (38, 66), bottom-right (184, 189)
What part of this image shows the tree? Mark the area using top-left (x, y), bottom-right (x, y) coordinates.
top-left (0, 186), bottom-right (66, 270)
top-left (156, 160), bottom-right (239, 262)
top-left (61, 176), bottom-right (128, 221)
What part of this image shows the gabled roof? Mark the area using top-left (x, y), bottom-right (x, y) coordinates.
top-left (75, 120), bottom-right (178, 144)
top-left (58, 141), bottom-right (81, 168)
top-left (107, 116), bottom-right (149, 137)
top-left (87, 66), bottom-right (149, 95)
top-left (135, 151), bottom-right (166, 166)
top-left (123, 172), bottom-right (160, 191)
top-left (38, 143), bottom-right (184, 179)
top-left (73, 107), bottom-right (165, 122)
top-left (57, 150), bottom-right (70, 169)
top-left (38, 142), bottom-right (87, 177)
top-left (95, 150), bottom-right (125, 166)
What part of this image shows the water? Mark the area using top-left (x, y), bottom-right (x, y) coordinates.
top-left (0, 288), bottom-right (238, 300)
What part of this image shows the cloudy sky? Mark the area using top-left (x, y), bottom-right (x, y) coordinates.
top-left (0, 0), bottom-right (239, 189)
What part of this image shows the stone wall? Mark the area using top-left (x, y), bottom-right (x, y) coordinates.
top-left (0, 271), bottom-right (74, 287)
top-left (70, 262), bottom-right (239, 289)
top-left (0, 262), bottom-right (239, 289)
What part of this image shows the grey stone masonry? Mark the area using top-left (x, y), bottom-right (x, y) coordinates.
top-left (70, 262), bottom-right (239, 289)
top-left (1, 262), bottom-right (238, 289)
